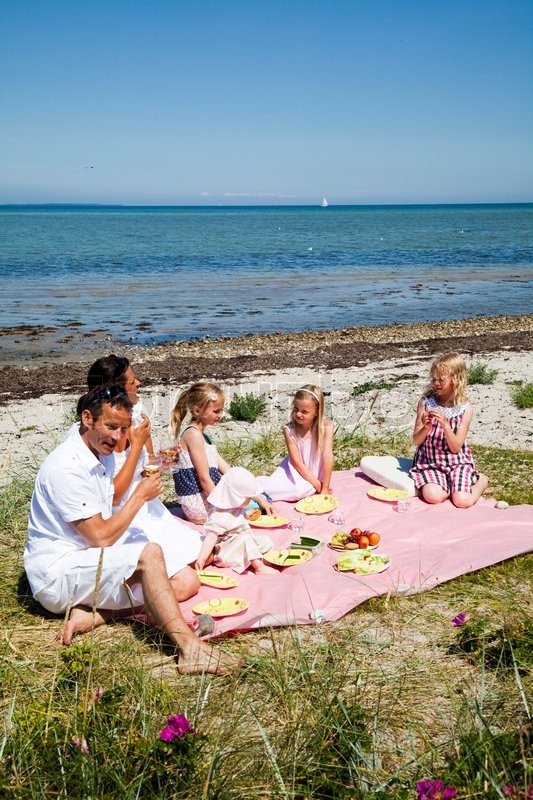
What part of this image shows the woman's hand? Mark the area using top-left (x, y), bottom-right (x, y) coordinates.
top-left (130, 414), bottom-right (152, 449)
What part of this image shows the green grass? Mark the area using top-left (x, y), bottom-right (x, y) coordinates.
top-left (228, 392), bottom-right (268, 422)
top-left (510, 381), bottom-right (533, 410)
top-left (351, 380), bottom-right (395, 396)
top-left (467, 363), bottom-right (499, 385)
top-left (1, 434), bottom-right (532, 798)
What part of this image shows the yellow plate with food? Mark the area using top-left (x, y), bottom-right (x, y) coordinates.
top-left (249, 515), bottom-right (289, 528)
top-left (196, 571), bottom-right (239, 589)
top-left (263, 548), bottom-right (313, 566)
top-left (192, 597), bottom-right (249, 617)
top-left (367, 487), bottom-right (409, 502)
top-left (334, 551), bottom-right (391, 574)
top-left (294, 494), bottom-right (338, 514)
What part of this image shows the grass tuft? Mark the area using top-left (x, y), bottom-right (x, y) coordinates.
top-left (351, 380), bottom-right (395, 396)
top-left (467, 363), bottom-right (499, 385)
top-left (510, 382), bottom-right (533, 410)
top-left (228, 392), bottom-right (267, 422)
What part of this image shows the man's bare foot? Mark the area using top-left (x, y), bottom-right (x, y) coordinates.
top-left (62, 606), bottom-right (109, 645)
top-left (176, 640), bottom-right (240, 675)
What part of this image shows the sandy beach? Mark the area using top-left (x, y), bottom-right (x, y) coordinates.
top-left (1, 314), bottom-right (531, 483)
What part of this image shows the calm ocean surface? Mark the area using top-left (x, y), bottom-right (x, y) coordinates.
top-left (1, 204), bottom-right (532, 345)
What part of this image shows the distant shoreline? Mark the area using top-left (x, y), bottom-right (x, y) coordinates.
top-left (2, 201), bottom-right (532, 209)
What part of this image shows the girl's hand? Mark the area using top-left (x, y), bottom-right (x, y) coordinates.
top-left (195, 557), bottom-right (206, 571)
top-left (256, 495), bottom-right (274, 515)
top-left (320, 485), bottom-right (334, 495)
top-left (428, 409), bottom-right (447, 427)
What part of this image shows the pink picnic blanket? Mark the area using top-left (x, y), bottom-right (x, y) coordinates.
top-left (176, 470), bottom-right (533, 639)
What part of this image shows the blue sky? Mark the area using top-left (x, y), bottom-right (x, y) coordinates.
top-left (1, 0), bottom-right (532, 205)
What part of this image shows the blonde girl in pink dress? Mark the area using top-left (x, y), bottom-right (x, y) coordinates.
top-left (410, 352), bottom-right (489, 508)
top-left (260, 384), bottom-right (334, 502)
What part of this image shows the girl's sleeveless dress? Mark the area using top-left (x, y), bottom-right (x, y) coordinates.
top-left (259, 423), bottom-right (323, 502)
top-left (173, 428), bottom-right (222, 521)
top-left (409, 396), bottom-right (479, 494)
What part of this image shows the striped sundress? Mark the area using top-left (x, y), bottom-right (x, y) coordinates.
top-left (409, 396), bottom-right (479, 494)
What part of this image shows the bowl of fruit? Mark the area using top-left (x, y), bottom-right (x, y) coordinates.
top-left (328, 528), bottom-right (380, 551)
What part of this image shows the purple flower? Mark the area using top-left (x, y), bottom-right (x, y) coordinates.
top-left (159, 714), bottom-right (194, 742)
top-left (502, 788), bottom-right (515, 796)
top-left (416, 778), bottom-right (456, 799)
top-left (452, 612), bottom-right (468, 627)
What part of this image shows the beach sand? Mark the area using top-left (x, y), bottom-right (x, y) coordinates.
top-left (1, 314), bottom-right (532, 482)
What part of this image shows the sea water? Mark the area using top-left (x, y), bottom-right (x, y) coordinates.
top-left (0, 204), bottom-right (531, 345)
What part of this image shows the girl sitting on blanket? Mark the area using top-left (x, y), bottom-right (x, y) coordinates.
top-left (410, 352), bottom-right (489, 508)
top-left (171, 382), bottom-right (273, 523)
top-left (196, 467), bottom-right (277, 574)
top-left (259, 384), bottom-right (334, 502)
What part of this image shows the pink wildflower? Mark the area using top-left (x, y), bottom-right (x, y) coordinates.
top-left (72, 735), bottom-right (89, 755)
top-left (159, 714), bottom-right (195, 742)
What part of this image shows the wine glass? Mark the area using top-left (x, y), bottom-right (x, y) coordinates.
top-left (159, 443), bottom-right (180, 472)
top-left (143, 454), bottom-right (162, 476)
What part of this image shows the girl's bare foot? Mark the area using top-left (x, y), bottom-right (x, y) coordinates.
top-left (252, 562), bottom-right (278, 574)
top-left (176, 640), bottom-right (240, 675)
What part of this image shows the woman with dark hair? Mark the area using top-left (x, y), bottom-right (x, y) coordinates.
top-left (77, 354), bottom-right (155, 501)
top-left (78, 356), bottom-right (200, 564)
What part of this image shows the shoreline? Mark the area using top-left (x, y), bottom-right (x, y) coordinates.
top-left (1, 314), bottom-right (532, 404)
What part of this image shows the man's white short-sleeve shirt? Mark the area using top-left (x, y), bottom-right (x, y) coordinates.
top-left (25, 430), bottom-right (114, 596)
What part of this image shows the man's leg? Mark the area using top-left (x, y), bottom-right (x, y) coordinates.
top-left (135, 543), bottom-right (238, 675)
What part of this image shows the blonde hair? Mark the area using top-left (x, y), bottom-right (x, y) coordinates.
top-left (426, 352), bottom-right (468, 405)
top-left (292, 384), bottom-right (325, 450)
top-left (170, 381), bottom-right (224, 439)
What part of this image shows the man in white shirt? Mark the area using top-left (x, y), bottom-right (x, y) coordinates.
top-left (25, 385), bottom-right (235, 675)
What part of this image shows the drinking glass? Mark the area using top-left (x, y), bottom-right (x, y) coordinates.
top-left (328, 507), bottom-right (346, 526)
top-left (395, 497), bottom-right (411, 514)
top-left (159, 443), bottom-right (180, 473)
top-left (289, 516), bottom-right (305, 535)
top-left (143, 454), bottom-right (163, 476)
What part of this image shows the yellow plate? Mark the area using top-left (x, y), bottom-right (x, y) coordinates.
top-left (192, 597), bottom-right (249, 617)
top-left (294, 494), bottom-right (338, 514)
top-left (249, 515), bottom-right (289, 528)
top-left (367, 487), bottom-right (409, 502)
top-left (196, 571), bottom-right (238, 589)
top-left (334, 552), bottom-right (391, 574)
top-left (263, 548), bottom-right (313, 566)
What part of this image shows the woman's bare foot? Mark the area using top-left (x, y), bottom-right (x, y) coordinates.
top-left (176, 639), bottom-right (240, 675)
top-left (62, 606), bottom-right (108, 645)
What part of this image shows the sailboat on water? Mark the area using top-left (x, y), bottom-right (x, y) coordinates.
top-left (321, 197), bottom-right (329, 207)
